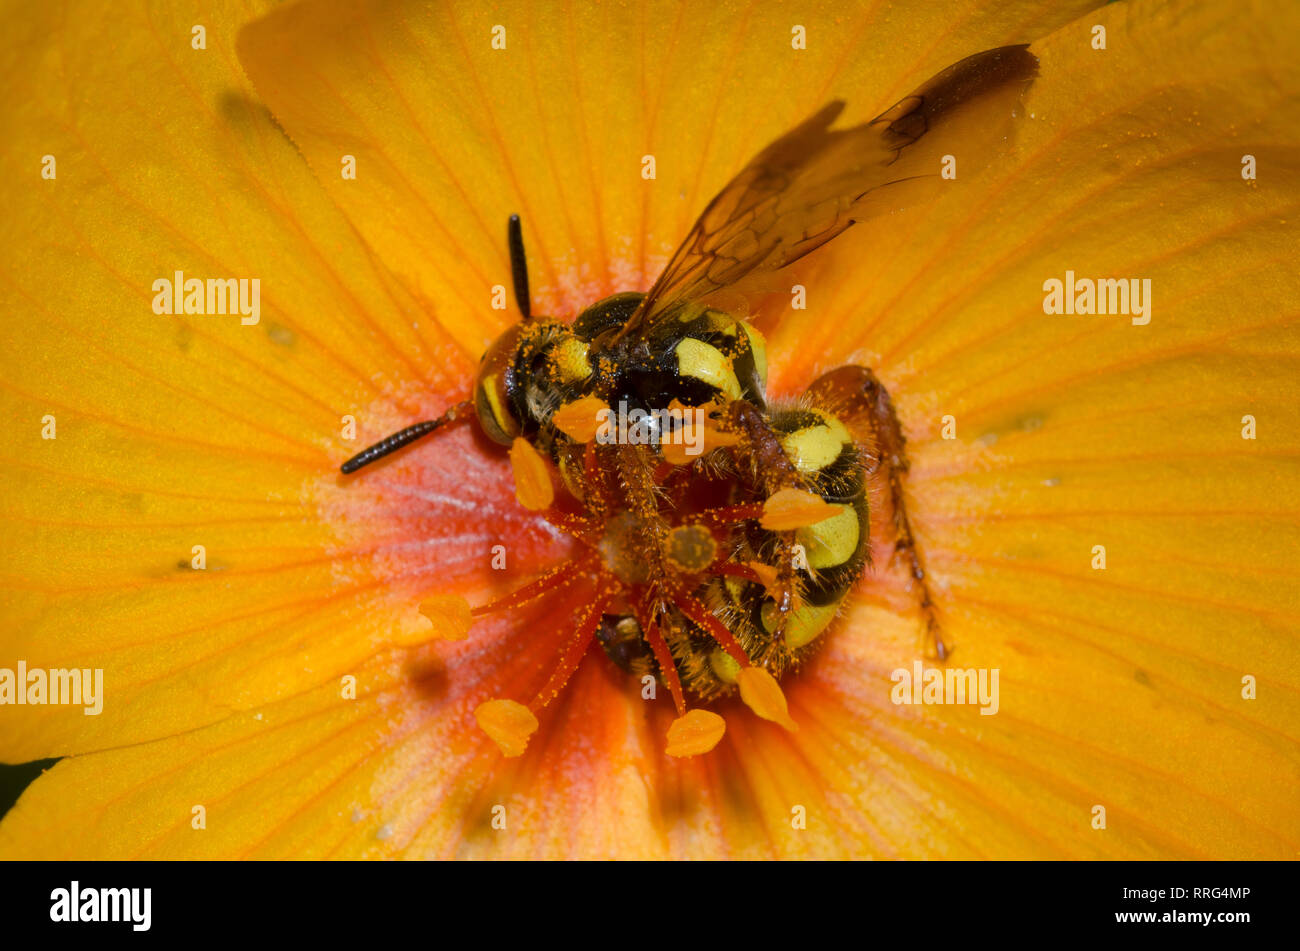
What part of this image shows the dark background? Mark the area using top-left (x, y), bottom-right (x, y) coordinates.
top-left (0, 760), bottom-right (57, 821)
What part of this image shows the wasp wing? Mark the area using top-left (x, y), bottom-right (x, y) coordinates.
top-left (618, 44), bottom-right (1038, 338)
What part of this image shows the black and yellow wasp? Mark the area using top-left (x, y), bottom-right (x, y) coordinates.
top-left (341, 45), bottom-right (1037, 753)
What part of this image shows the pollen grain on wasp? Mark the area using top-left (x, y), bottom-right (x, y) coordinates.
top-left (339, 44), bottom-right (1040, 757)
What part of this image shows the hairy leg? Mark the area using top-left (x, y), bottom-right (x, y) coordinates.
top-left (807, 366), bottom-right (948, 660)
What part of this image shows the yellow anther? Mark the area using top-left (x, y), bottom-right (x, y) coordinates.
top-left (759, 488), bottom-right (843, 530)
top-left (660, 402), bottom-right (742, 466)
top-left (743, 560), bottom-right (781, 596)
top-left (474, 699), bottom-right (539, 757)
top-left (417, 595), bottom-right (472, 641)
top-left (509, 437), bottom-right (554, 511)
top-left (665, 709), bottom-right (727, 757)
top-left (551, 396), bottom-right (609, 443)
top-left (736, 666), bottom-right (798, 732)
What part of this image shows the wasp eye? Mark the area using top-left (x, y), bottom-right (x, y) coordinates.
top-left (474, 374), bottom-right (518, 445)
top-left (473, 324), bottom-right (530, 444)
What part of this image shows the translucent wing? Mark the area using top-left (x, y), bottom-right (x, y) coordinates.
top-left (615, 44), bottom-right (1038, 339)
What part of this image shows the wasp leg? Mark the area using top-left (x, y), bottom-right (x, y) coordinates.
top-left (726, 400), bottom-right (805, 494)
top-left (806, 366), bottom-right (947, 661)
top-left (612, 443), bottom-right (672, 551)
top-left (721, 400), bottom-right (810, 627)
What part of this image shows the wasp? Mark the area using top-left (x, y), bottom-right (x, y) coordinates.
top-left (341, 45), bottom-right (1037, 756)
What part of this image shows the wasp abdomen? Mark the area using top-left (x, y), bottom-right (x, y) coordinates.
top-left (745, 403), bottom-right (870, 656)
top-left (645, 396), bottom-right (873, 703)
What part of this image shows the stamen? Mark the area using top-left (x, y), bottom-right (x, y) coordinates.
top-left (510, 437), bottom-right (554, 511)
top-left (658, 441), bottom-right (694, 468)
top-left (736, 666), bottom-right (798, 732)
top-left (475, 698), bottom-right (539, 757)
top-left (417, 595), bottom-right (472, 640)
top-left (631, 593), bottom-right (685, 715)
top-left (541, 508), bottom-right (602, 540)
top-left (695, 502), bottom-right (765, 527)
top-left (529, 580), bottom-right (619, 710)
top-left (665, 709), bottom-right (727, 757)
top-left (582, 442), bottom-right (612, 518)
top-left (471, 553), bottom-right (596, 617)
top-left (673, 591), bottom-right (750, 668)
top-left (760, 488), bottom-right (843, 530)
top-left (710, 560), bottom-right (780, 597)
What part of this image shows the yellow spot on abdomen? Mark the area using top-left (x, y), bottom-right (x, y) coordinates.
top-left (796, 504), bottom-right (860, 569)
top-left (762, 600), bottom-right (839, 649)
top-left (781, 423), bottom-right (845, 473)
top-left (675, 338), bottom-right (741, 400)
top-left (709, 648), bottom-right (742, 683)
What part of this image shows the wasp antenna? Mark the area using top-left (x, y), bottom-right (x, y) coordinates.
top-left (507, 213), bottom-right (532, 320)
top-left (339, 399), bottom-right (474, 474)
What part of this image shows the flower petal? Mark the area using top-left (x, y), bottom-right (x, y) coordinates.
top-left (768, 0), bottom-right (1300, 857)
top-left (0, 0), bottom-right (488, 760)
top-left (4, 0), bottom-right (1295, 861)
top-left (0, 601), bottom-right (673, 859)
top-left (235, 0), bottom-right (1100, 336)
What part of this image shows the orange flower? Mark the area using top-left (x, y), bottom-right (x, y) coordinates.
top-left (1, 0), bottom-right (1297, 859)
